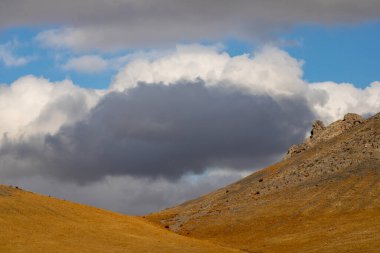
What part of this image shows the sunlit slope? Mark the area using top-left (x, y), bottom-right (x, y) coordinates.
top-left (149, 113), bottom-right (380, 253)
top-left (0, 186), bottom-right (241, 253)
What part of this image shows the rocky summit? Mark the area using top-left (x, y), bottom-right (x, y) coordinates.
top-left (285, 113), bottom-right (366, 159)
top-left (148, 112), bottom-right (380, 253)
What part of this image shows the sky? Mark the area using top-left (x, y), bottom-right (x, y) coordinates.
top-left (0, 0), bottom-right (380, 215)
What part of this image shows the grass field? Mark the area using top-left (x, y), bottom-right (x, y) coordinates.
top-left (0, 185), bottom-right (241, 253)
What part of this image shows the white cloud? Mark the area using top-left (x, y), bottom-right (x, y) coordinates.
top-left (112, 45), bottom-right (306, 96)
top-left (63, 55), bottom-right (108, 73)
top-left (112, 44), bottom-right (380, 124)
top-left (0, 44), bottom-right (379, 158)
top-left (0, 42), bottom-right (31, 67)
top-left (0, 75), bottom-right (100, 138)
top-left (36, 28), bottom-right (87, 51)
top-left (310, 81), bottom-right (380, 122)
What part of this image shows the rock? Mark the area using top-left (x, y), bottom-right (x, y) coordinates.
top-left (310, 120), bottom-right (325, 139)
top-left (285, 143), bottom-right (308, 159)
top-left (284, 113), bottom-right (365, 159)
top-left (343, 113), bottom-right (364, 125)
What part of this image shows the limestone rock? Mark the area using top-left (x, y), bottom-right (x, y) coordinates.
top-left (310, 120), bottom-right (325, 139)
top-left (343, 113), bottom-right (365, 125)
top-left (284, 143), bottom-right (308, 160)
top-left (285, 113), bottom-right (365, 159)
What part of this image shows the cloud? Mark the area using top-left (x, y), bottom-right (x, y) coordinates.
top-left (0, 45), bottom-right (379, 179)
top-left (0, 44), bottom-right (380, 213)
top-left (36, 28), bottom-right (87, 50)
top-left (2, 169), bottom-right (249, 215)
top-left (112, 45), bottom-right (380, 124)
top-left (63, 55), bottom-right (108, 73)
top-left (0, 75), bottom-right (99, 138)
top-left (310, 81), bottom-right (380, 122)
top-left (3, 0), bottom-right (376, 51)
top-left (0, 42), bottom-right (31, 66)
top-left (0, 81), bottom-right (314, 182)
top-left (112, 45), bottom-right (306, 96)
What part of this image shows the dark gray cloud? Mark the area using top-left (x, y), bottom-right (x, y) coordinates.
top-left (0, 81), bottom-right (314, 183)
top-left (1, 0), bottom-right (380, 50)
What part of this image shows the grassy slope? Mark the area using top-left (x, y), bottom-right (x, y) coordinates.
top-left (0, 185), bottom-right (241, 253)
top-left (149, 114), bottom-right (380, 252)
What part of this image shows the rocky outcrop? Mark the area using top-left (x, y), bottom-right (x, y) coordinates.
top-left (285, 113), bottom-right (365, 159)
top-left (310, 120), bottom-right (325, 138)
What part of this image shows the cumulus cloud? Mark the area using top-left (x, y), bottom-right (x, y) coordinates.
top-left (62, 55), bottom-right (108, 73)
top-left (2, 0), bottom-right (376, 51)
top-left (0, 45), bottom-right (380, 213)
top-left (0, 81), bottom-right (314, 182)
top-left (112, 45), bottom-right (306, 96)
top-left (112, 45), bottom-right (380, 123)
top-left (310, 81), bottom-right (380, 122)
top-left (0, 75), bottom-right (99, 138)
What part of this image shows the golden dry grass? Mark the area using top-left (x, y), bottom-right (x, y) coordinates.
top-left (151, 161), bottom-right (380, 253)
top-left (149, 114), bottom-right (380, 252)
top-left (0, 185), bottom-right (242, 253)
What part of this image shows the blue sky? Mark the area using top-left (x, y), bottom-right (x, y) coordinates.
top-left (282, 21), bottom-right (380, 88)
top-left (1, 21), bottom-right (379, 89)
top-left (0, 27), bottom-right (116, 89)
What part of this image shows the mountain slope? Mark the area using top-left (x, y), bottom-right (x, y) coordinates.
top-left (148, 113), bottom-right (380, 252)
top-left (0, 185), bottom-right (241, 253)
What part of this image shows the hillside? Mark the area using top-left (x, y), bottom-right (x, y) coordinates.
top-left (2, 112), bottom-right (379, 253)
top-left (0, 185), bottom-right (241, 253)
top-left (148, 113), bottom-right (380, 252)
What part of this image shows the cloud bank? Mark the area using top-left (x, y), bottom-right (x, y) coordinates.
top-left (0, 0), bottom-right (377, 50)
top-left (0, 45), bottom-right (380, 213)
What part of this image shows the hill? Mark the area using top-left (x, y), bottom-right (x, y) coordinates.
top-left (148, 113), bottom-right (380, 252)
top-left (0, 185), bottom-right (241, 253)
